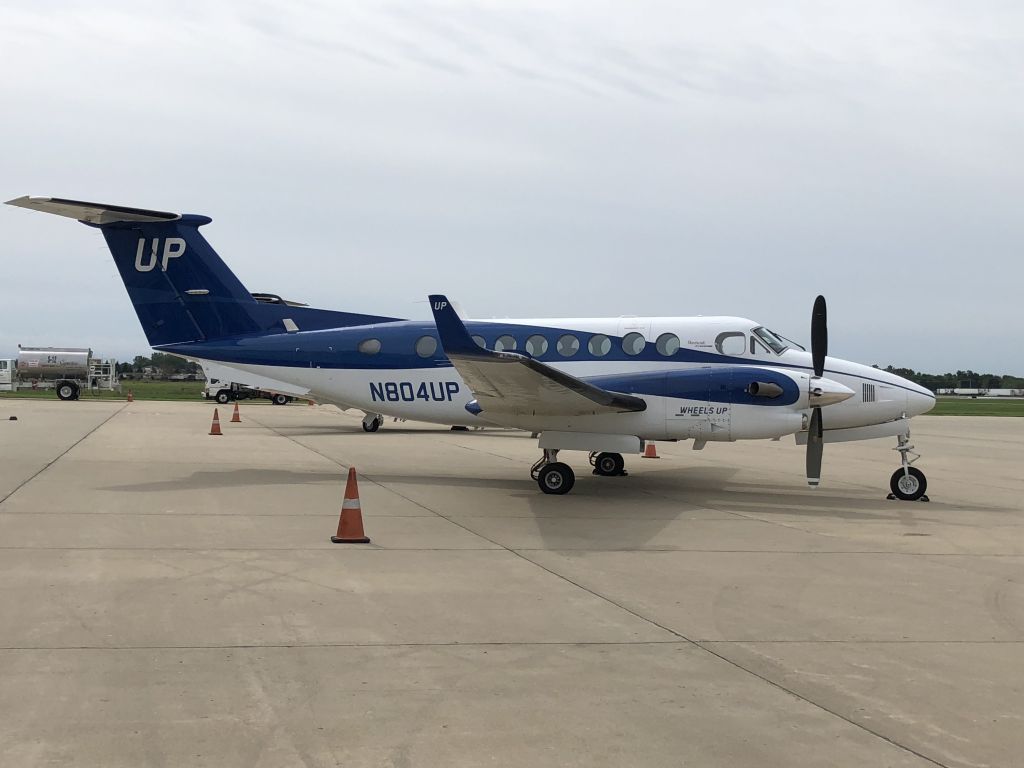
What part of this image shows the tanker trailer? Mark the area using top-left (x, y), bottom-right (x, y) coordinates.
top-left (0, 347), bottom-right (119, 400)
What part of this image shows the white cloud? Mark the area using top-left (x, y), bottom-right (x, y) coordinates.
top-left (1, 0), bottom-right (1021, 372)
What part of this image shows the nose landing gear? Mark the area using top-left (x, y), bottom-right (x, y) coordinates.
top-left (888, 433), bottom-right (929, 501)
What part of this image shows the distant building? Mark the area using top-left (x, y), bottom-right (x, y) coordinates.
top-left (937, 388), bottom-right (1024, 397)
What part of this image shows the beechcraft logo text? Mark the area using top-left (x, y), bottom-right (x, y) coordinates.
top-left (135, 237), bottom-right (186, 272)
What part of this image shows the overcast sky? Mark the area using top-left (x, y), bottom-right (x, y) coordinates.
top-left (1, 1), bottom-right (1021, 373)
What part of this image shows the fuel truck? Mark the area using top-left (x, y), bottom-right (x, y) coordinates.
top-left (0, 346), bottom-right (119, 400)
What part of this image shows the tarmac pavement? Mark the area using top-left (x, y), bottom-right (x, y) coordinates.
top-left (0, 398), bottom-right (1020, 767)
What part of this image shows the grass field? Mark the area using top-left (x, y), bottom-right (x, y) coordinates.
top-left (929, 397), bottom-right (1024, 417)
top-left (0, 380), bottom-right (205, 402)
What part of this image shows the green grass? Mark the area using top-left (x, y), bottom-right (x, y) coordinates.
top-left (928, 397), bottom-right (1024, 417)
top-left (0, 379), bottom-right (205, 401)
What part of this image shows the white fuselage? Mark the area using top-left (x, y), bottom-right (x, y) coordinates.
top-left (177, 315), bottom-right (935, 442)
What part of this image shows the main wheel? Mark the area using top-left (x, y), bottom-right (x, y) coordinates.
top-left (216, 390), bottom-right (231, 404)
top-left (593, 452), bottom-right (625, 477)
top-left (56, 381), bottom-right (78, 401)
top-left (362, 416), bottom-right (382, 433)
top-left (537, 462), bottom-right (575, 495)
top-left (889, 467), bottom-right (927, 501)
top-left (271, 393), bottom-right (289, 406)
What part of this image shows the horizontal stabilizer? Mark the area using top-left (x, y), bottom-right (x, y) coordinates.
top-left (5, 196), bottom-right (179, 224)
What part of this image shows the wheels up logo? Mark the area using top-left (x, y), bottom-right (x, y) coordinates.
top-left (134, 237), bottom-right (186, 272)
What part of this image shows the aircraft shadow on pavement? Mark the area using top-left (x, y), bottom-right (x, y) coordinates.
top-left (101, 468), bottom-right (343, 492)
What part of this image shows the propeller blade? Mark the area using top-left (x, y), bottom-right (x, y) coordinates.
top-left (806, 408), bottom-right (823, 487)
top-left (811, 295), bottom-right (827, 378)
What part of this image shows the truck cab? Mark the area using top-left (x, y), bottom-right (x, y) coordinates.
top-left (203, 378), bottom-right (292, 406)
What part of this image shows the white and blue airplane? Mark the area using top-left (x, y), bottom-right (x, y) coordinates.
top-left (7, 196), bottom-right (936, 498)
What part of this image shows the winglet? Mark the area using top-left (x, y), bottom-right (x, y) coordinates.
top-left (429, 294), bottom-right (485, 357)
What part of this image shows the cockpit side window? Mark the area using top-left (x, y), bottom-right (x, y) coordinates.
top-left (750, 335), bottom-right (772, 355)
top-left (752, 327), bottom-right (788, 354)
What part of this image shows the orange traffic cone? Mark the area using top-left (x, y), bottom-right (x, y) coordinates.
top-left (331, 467), bottom-right (370, 543)
top-left (642, 442), bottom-right (659, 459)
top-left (209, 408), bottom-right (223, 436)
top-left (308, 399), bottom-right (316, 407)
top-left (126, 389), bottom-right (134, 402)
top-left (230, 402), bottom-right (241, 423)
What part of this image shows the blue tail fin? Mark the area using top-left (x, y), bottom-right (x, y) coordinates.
top-left (6, 196), bottom-right (398, 347)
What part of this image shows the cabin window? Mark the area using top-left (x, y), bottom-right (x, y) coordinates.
top-left (358, 338), bottom-right (382, 355)
top-left (588, 334), bottom-right (611, 357)
top-left (656, 333), bottom-right (680, 356)
top-left (622, 332), bottom-right (646, 356)
top-left (556, 334), bottom-right (580, 357)
top-left (715, 332), bottom-right (745, 356)
top-left (472, 335), bottom-right (487, 349)
top-left (525, 335), bottom-right (548, 356)
top-left (415, 335), bottom-right (437, 358)
top-left (494, 335), bottom-right (517, 352)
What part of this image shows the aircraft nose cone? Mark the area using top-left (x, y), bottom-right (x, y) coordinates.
top-left (906, 384), bottom-right (936, 416)
top-left (810, 377), bottom-right (855, 407)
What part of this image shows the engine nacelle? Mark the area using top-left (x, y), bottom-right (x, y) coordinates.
top-left (727, 407), bottom-right (805, 440)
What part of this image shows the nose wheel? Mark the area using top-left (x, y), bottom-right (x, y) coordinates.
top-left (887, 433), bottom-right (929, 501)
top-left (362, 413), bottom-right (383, 432)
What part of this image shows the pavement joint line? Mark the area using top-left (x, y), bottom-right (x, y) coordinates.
top-left (0, 639), bottom-right (1018, 651)
top-left (246, 414), bottom-right (957, 767)
top-left (0, 640), bottom-right (687, 651)
top-left (0, 546), bottom-right (1021, 556)
top-left (0, 403), bottom-right (126, 507)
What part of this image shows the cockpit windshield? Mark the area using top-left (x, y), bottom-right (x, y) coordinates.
top-left (752, 327), bottom-right (789, 354)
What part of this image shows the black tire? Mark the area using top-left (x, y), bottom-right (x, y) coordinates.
top-left (271, 393), bottom-right (289, 406)
top-left (889, 467), bottom-right (927, 501)
top-left (593, 452), bottom-right (625, 477)
top-left (537, 462), bottom-right (575, 495)
top-left (362, 416), bottom-right (382, 433)
top-left (56, 381), bottom-right (78, 401)
top-left (216, 390), bottom-right (231, 405)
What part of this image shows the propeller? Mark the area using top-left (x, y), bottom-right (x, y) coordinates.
top-left (806, 295), bottom-right (827, 487)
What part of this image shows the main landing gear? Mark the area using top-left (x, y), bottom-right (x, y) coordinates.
top-left (589, 451), bottom-right (627, 477)
top-left (362, 413), bottom-right (383, 433)
top-left (531, 450), bottom-right (629, 494)
top-left (888, 433), bottom-right (929, 502)
top-left (531, 450), bottom-right (575, 495)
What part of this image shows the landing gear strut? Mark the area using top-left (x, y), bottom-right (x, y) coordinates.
top-left (589, 452), bottom-right (626, 477)
top-left (531, 449), bottom-right (575, 495)
top-left (888, 432), bottom-right (928, 501)
top-left (362, 413), bottom-right (383, 433)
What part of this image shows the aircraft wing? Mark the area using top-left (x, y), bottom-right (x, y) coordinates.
top-left (429, 295), bottom-right (647, 417)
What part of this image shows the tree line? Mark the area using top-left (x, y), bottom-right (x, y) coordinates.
top-left (116, 353), bottom-right (202, 377)
top-left (878, 366), bottom-right (1024, 392)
